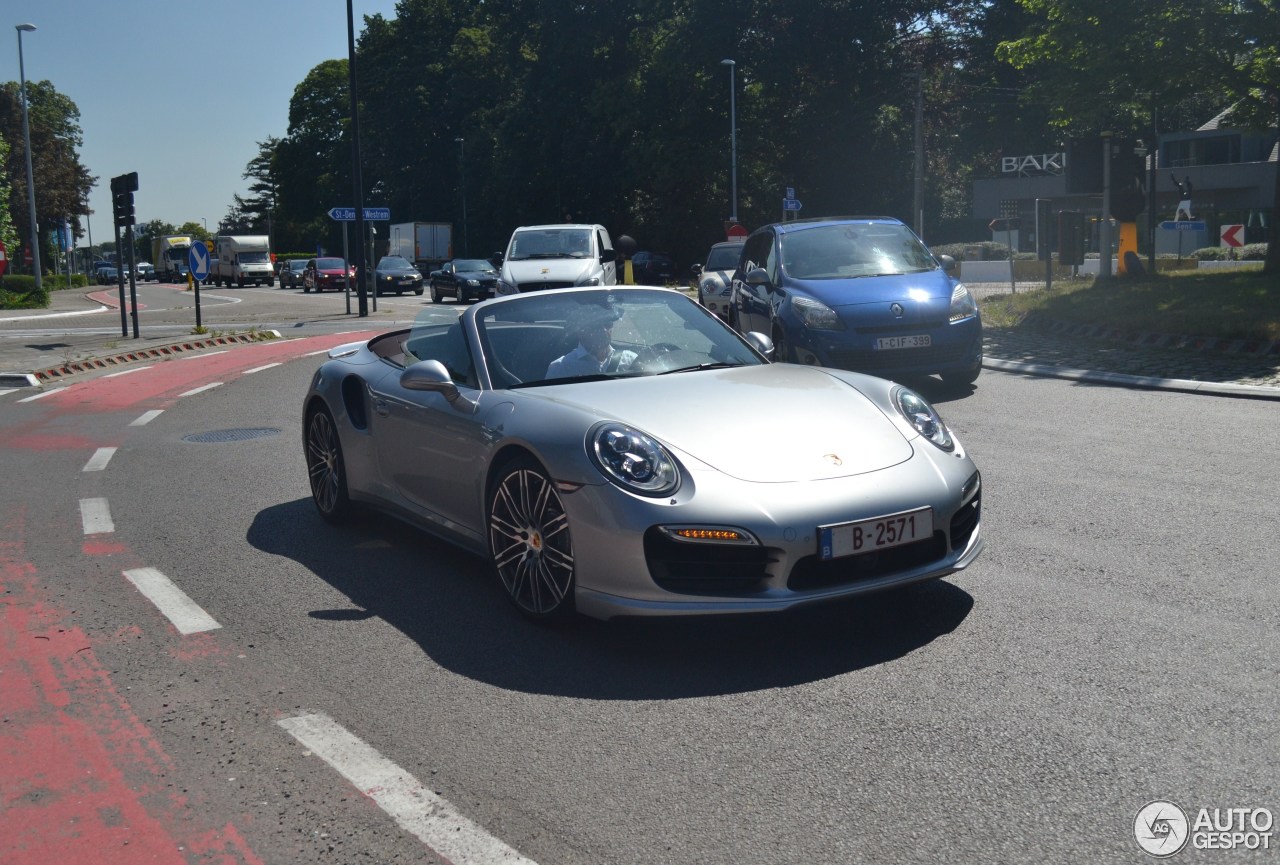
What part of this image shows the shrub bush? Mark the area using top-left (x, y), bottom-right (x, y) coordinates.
top-left (930, 241), bottom-right (1011, 261)
top-left (1192, 242), bottom-right (1268, 261)
top-left (0, 274), bottom-right (49, 309)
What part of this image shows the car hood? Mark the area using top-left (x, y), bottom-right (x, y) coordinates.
top-left (529, 364), bottom-right (913, 483)
top-left (379, 268), bottom-right (420, 277)
top-left (504, 258), bottom-right (597, 286)
top-left (456, 269), bottom-right (498, 279)
top-left (795, 268), bottom-right (954, 306)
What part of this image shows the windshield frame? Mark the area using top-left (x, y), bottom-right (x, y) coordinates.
top-left (779, 222), bottom-right (939, 280)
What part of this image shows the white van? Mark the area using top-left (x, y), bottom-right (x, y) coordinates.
top-left (496, 224), bottom-right (616, 295)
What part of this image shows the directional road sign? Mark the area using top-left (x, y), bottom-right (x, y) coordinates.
top-left (1159, 220), bottom-right (1206, 231)
top-left (783, 198), bottom-right (803, 212)
top-left (328, 207), bottom-right (391, 221)
top-left (1220, 224), bottom-right (1244, 248)
top-left (189, 241), bottom-right (211, 280)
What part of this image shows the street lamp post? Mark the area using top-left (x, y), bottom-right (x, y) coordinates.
top-left (455, 137), bottom-right (468, 257)
top-left (16, 23), bottom-right (40, 290)
top-left (721, 59), bottom-right (738, 224)
top-left (1100, 131), bottom-right (1113, 279)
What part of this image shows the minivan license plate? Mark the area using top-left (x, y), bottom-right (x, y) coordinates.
top-left (819, 507), bottom-right (933, 560)
top-left (874, 334), bottom-right (931, 350)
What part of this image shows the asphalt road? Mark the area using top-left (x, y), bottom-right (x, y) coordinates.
top-left (1, 318), bottom-right (1276, 864)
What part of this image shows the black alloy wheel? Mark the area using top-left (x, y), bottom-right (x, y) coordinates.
top-left (306, 406), bottom-right (352, 523)
top-left (487, 458), bottom-right (576, 620)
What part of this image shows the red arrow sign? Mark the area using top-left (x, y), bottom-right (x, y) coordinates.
top-left (1220, 224), bottom-right (1244, 248)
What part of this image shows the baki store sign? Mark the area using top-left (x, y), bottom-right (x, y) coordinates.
top-left (1000, 152), bottom-right (1066, 177)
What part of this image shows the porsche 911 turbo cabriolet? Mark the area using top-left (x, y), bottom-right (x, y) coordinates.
top-left (303, 287), bottom-right (983, 621)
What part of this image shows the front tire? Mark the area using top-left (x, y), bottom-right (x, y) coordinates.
top-left (306, 405), bottom-right (352, 523)
top-left (487, 458), bottom-right (576, 621)
top-left (431, 282), bottom-right (443, 303)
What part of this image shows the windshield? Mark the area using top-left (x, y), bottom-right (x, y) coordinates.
top-left (238, 251), bottom-right (270, 264)
top-left (289, 260), bottom-right (308, 272)
top-left (455, 259), bottom-right (496, 272)
top-left (507, 228), bottom-right (593, 261)
top-left (780, 223), bottom-right (938, 279)
top-left (468, 288), bottom-right (764, 389)
top-left (316, 258), bottom-right (346, 269)
top-left (378, 256), bottom-right (413, 269)
top-left (706, 245), bottom-right (743, 270)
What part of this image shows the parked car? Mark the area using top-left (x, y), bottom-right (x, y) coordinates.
top-left (631, 250), bottom-right (678, 285)
top-left (135, 262), bottom-right (156, 282)
top-left (98, 265), bottom-right (131, 284)
top-left (279, 259), bottom-right (309, 290)
top-left (429, 258), bottom-right (499, 303)
top-left (693, 240), bottom-right (745, 320)
top-left (729, 216), bottom-right (983, 386)
top-left (374, 255), bottom-right (425, 296)
top-left (303, 257), bottom-right (356, 293)
top-left (302, 286), bottom-right (983, 622)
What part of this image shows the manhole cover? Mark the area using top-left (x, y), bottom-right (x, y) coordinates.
top-left (183, 427), bottom-right (282, 443)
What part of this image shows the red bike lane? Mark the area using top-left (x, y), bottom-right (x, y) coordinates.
top-left (0, 331), bottom-right (376, 864)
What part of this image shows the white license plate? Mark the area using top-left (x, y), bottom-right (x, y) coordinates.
top-left (819, 507), bottom-right (933, 560)
top-left (874, 334), bottom-right (931, 350)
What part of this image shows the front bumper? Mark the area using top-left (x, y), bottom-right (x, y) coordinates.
top-left (564, 442), bottom-right (983, 619)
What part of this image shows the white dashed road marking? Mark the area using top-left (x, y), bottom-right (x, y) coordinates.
top-left (82, 447), bottom-right (117, 472)
top-left (18, 387), bottom-right (67, 403)
top-left (278, 713), bottom-right (538, 865)
top-left (79, 497), bottom-right (115, 534)
top-left (122, 567), bottom-right (222, 635)
top-left (130, 409), bottom-right (164, 426)
top-left (243, 362), bottom-right (282, 374)
top-left (179, 382), bottom-right (222, 397)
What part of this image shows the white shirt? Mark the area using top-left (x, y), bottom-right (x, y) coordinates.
top-left (545, 343), bottom-right (638, 379)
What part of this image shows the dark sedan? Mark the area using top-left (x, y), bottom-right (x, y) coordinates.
top-left (374, 256), bottom-right (425, 296)
top-left (279, 259), bottom-right (309, 289)
top-left (631, 250), bottom-right (678, 285)
top-left (429, 258), bottom-right (498, 303)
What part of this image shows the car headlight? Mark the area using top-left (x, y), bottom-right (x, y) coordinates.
top-left (465, 279), bottom-right (480, 287)
top-left (950, 284), bottom-right (978, 322)
top-left (893, 386), bottom-right (954, 451)
top-left (589, 422), bottom-right (680, 496)
top-left (580, 276), bottom-right (601, 286)
top-left (791, 295), bottom-right (844, 330)
top-left (497, 280), bottom-right (517, 296)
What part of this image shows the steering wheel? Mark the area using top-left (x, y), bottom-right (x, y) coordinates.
top-left (630, 342), bottom-right (681, 372)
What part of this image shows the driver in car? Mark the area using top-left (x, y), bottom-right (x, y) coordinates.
top-left (546, 305), bottom-right (638, 378)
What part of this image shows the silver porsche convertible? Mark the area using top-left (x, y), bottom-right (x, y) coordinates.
top-left (303, 287), bottom-right (983, 621)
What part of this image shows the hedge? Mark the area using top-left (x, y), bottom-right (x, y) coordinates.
top-left (1190, 243), bottom-right (1269, 261)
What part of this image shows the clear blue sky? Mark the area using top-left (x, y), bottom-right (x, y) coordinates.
top-left (6, 0), bottom-right (400, 248)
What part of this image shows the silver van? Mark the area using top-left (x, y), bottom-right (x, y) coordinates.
top-left (496, 224), bottom-right (616, 295)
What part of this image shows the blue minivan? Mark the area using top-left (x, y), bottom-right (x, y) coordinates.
top-left (728, 216), bottom-right (983, 385)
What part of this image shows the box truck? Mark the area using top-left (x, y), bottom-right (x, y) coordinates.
top-left (210, 235), bottom-right (274, 287)
top-left (153, 235), bottom-right (192, 283)
top-left (387, 222), bottom-right (452, 273)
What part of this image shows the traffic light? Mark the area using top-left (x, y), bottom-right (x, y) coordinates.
top-left (1057, 211), bottom-right (1085, 266)
top-left (110, 172), bottom-right (138, 228)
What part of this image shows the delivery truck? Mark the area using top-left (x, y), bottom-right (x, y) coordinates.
top-left (153, 235), bottom-right (192, 283)
top-left (387, 222), bottom-right (452, 273)
top-left (210, 235), bottom-right (274, 287)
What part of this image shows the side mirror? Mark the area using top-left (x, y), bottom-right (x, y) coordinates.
top-left (744, 331), bottom-right (775, 358)
top-left (491, 252), bottom-right (504, 267)
top-left (600, 247), bottom-right (614, 263)
top-left (937, 254), bottom-right (958, 276)
top-left (400, 360), bottom-right (476, 412)
top-left (691, 263), bottom-right (703, 277)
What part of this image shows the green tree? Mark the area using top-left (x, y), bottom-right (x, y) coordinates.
top-left (997, 0), bottom-right (1279, 274)
top-left (0, 133), bottom-right (17, 260)
top-left (0, 80), bottom-right (94, 271)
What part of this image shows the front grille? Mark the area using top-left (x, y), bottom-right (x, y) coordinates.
top-left (517, 281), bottom-right (574, 292)
top-left (826, 342), bottom-right (967, 371)
top-left (644, 528), bottom-right (775, 596)
top-left (787, 532), bottom-right (948, 592)
top-left (949, 490), bottom-right (981, 550)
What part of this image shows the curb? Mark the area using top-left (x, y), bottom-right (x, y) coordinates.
top-left (0, 330), bottom-right (283, 387)
top-left (983, 358), bottom-right (1280, 400)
